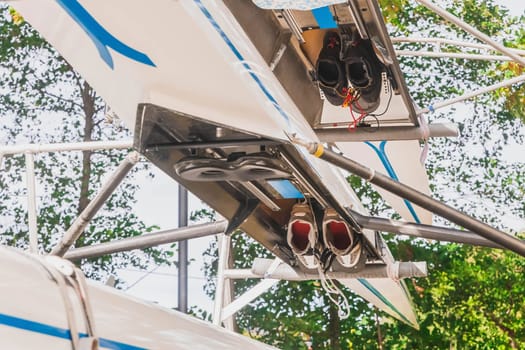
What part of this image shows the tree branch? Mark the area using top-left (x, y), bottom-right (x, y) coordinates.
top-left (486, 311), bottom-right (518, 349)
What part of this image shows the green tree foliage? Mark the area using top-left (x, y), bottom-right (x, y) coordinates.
top-left (0, 5), bottom-right (171, 282)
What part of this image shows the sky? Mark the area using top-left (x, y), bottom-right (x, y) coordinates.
top-left (496, 0), bottom-right (525, 15)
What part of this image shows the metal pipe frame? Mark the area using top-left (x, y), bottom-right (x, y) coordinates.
top-left (280, 9), bottom-right (305, 44)
top-left (221, 278), bottom-right (279, 321)
top-left (50, 152), bottom-right (140, 257)
top-left (64, 221), bottom-right (227, 260)
top-left (213, 234), bottom-right (231, 326)
top-left (144, 139), bottom-right (278, 152)
top-left (417, 74), bottom-right (525, 115)
top-left (415, 0), bottom-right (525, 67)
top-left (396, 49), bottom-right (516, 62)
top-left (178, 185), bottom-right (189, 314)
top-left (223, 261), bottom-right (428, 281)
top-left (239, 181), bottom-right (281, 211)
top-left (0, 140), bottom-right (133, 157)
top-left (349, 210), bottom-right (503, 249)
top-left (290, 137), bottom-right (525, 257)
top-left (0, 140), bottom-right (134, 255)
top-left (315, 123), bottom-right (458, 142)
top-left (312, 146), bottom-right (525, 257)
top-left (220, 258), bottom-right (281, 322)
top-left (392, 37), bottom-right (525, 56)
top-left (25, 152), bottom-right (38, 253)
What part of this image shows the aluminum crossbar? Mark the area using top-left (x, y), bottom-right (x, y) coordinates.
top-left (65, 221), bottom-right (227, 260)
top-left (25, 152), bottom-right (38, 253)
top-left (223, 260), bottom-right (428, 281)
top-left (292, 138), bottom-right (525, 257)
top-left (350, 211), bottom-right (502, 249)
top-left (392, 37), bottom-right (525, 56)
top-left (0, 140), bottom-right (133, 157)
top-left (315, 123), bottom-right (458, 142)
top-left (417, 74), bottom-right (525, 115)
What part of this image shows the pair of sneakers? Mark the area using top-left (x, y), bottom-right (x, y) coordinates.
top-left (287, 203), bottom-right (362, 269)
top-left (316, 30), bottom-right (384, 113)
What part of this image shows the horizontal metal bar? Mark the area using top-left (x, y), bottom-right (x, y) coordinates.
top-left (225, 264), bottom-right (429, 280)
top-left (65, 221), bottom-right (227, 260)
top-left (145, 139), bottom-right (278, 152)
top-left (396, 49), bottom-right (514, 62)
top-left (0, 140), bottom-right (133, 156)
top-left (350, 210), bottom-right (503, 249)
top-left (314, 146), bottom-right (525, 257)
top-left (417, 74), bottom-right (525, 115)
top-left (224, 259), bottom-right (428, 280)
top-left (392, 37), bottom-right (525, 56)
top-left (315, 123), bottom-right (458, 142)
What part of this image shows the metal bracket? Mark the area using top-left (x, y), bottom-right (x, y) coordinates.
top-left (225, 198), bottom-right (260, 235)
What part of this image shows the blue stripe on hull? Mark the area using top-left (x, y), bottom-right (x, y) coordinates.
top-left (0, 313), bottom-right (146, 350)
top-left (365, 141), bottom-right (421, 223)
top-left (357, 279), bottom-right (415, 326)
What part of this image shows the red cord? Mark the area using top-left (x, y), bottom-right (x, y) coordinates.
top-left (345, 91), bottom-right (366, 132)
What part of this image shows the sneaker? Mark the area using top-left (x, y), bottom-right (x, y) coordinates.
top-left (343, 32), bottom-right (385, 113)
top-left (336, 240), bottom-right (363, 269)
top-left (316, 31), bottom-right (348, 106)
top-left (287, 203), bottom-right (318, 268)
top-left (322, 208), bottom-right (355, 256)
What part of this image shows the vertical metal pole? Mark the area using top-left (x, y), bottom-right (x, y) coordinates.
top-left (222, 241), bottom-right (235, 331)
top-left (25, 152), bottom-right (38, 253)
top-left (178, 185), bottom-right (188, 313)
top-left (213, 233), bottom-right (231, 326)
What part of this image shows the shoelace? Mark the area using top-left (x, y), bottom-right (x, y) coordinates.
top-left (316, 262), bottom-right (352, 319)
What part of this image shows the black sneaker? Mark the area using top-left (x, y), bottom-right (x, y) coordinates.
top-left (316, 31), bottom-right (348, 106)
top-left (343, 33), bottom-right (385, 113)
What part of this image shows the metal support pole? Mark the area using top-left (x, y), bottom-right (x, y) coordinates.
top-left (415, 0), bottom-right (525, 66)
top-left (395, 50), bottom-right (516, 62)
top-left (0, 140), bottom-right (132, 157)
top-left (221, 278), bottom-right (279, 321)
top-left (292, 139), bottom-right (525, 257)
top-left (220, 258), bottom-right (281, 321)
top-left (213, 234), bottom-right (231, 326)
top-left (178, 185), bottom-right (188, 314)
top-left (316, 146), bottom-right (525, 256)
top-left (223, 236), bottom-right (236, 331)
top-left (315, 123), bottom-right (459, 142)
top-left (417, 74), bottom-right (525, 115)
top-left (50, 151), bottom-right (140, 256)
top-left (349, 211), bottom-right (503, 249)
top-left (64, 221), bottom-right (227, 260)
top-left (392, 37), bottom-right (525, 56)
top-left (223, 261), bottom-right (428, 281)
top-left (25, 152), bottom-right (38, 253)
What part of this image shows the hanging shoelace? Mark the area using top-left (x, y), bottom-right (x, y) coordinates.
top-left (316, 263), bottom-right (352, 319)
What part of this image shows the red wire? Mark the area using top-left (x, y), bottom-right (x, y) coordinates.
top-left (347, 93), bottom-right (367, 131)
